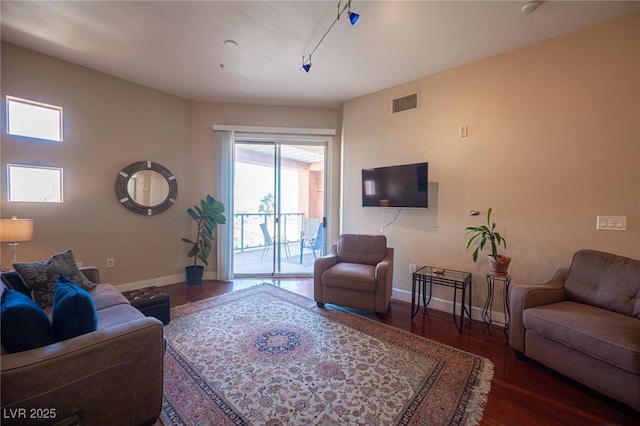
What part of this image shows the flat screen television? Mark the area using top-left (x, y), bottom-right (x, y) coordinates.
top-left (362, 162), bottom-right (428, 208)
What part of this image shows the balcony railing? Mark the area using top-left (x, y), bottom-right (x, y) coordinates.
top-left (234, 213), bottom-right (304, 252)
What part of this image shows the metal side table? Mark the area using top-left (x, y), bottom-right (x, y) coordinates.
top-left (482, 273), bottom-right (511, 339)
top-left (412, 266), bottom-right (472, 333)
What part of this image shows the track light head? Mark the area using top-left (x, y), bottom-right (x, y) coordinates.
top-left (301, 55), bottom-right (312, 73)
top-left (348, 11), bottom-right (359, 25)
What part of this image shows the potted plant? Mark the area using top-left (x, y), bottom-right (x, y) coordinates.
top-left (182, 195), bottom-right (226, 285)
top-left (465, 208), bottom-right (511, 275)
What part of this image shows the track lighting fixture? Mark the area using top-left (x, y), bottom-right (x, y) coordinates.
top-left (301, 0), bottom-right (360, 72)
top-left (347, 0), bottom-right (359, 25)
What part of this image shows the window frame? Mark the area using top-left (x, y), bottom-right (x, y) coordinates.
top-left (6, 95), bottom-right (63, 142)
top-left (7, 164), bottom-right (64, 203)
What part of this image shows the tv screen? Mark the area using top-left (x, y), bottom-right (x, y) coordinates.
top-left (362, 162), bottom-right (428, 208)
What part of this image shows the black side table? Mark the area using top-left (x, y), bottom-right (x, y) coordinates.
top-left (412, 266), bottom-right (472, 333)
top-left (482, 274), bottom-right (511, 339)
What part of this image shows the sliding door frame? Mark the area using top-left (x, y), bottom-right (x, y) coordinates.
top-left (215, 125), bottom-right (335, 278)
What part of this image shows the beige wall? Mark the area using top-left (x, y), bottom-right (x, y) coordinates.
top-left (2, 13), bottom-right (638, 297)
top-left (341, 13), bottom-right (640, 307)
top-left (0, 42), bottom-right (193, 286)
top-left (190, 102), bottom-right (343, 255)
top-left (0, 42), bottom-right (342, 285)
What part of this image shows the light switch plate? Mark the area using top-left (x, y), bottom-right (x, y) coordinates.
top-left (596, 216), bottom-right (627, 231)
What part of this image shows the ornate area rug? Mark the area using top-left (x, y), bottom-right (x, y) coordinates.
top-left (160, 284), bottom-right (493, 425)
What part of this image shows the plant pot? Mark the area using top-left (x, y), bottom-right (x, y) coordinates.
top-left (185, 265), bottom-right (204, 285)
top-left (488, 255), bottom-right (511, 276)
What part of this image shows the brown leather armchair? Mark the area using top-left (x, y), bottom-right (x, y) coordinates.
top-left (314, 234), bottom-right (394, 317)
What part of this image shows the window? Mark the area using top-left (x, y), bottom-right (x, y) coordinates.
top-left (8, 164), bottom-right (63, 203)
top-left (6, 96), bottom-right (63, 142)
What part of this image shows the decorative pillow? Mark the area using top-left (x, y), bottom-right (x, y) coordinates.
top-left (13, 249), bottom-right (97, 308)
top-left (51, 276), bottom-right (98, 341)
top-left (0, 288), bottom-right (55, 353)
top-left (1, 271), bottom-right (31, 297)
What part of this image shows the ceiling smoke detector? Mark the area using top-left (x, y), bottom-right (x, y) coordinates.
top-left (521, 1), bottom-right (543, 15)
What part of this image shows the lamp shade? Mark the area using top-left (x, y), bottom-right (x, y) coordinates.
top-left (0, 218), bottom-right (34, 242)
top-left (348, 12), bottom-right (359, 25)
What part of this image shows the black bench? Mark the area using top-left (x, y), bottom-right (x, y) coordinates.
top-left (122, 286), bottom-right (170, 325)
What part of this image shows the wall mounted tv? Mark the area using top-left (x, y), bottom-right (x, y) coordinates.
top-left (362, 162), bottom-right (428, 208)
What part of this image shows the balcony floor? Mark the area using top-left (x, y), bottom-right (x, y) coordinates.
top-left (234, 242), bottom-right (320, 275)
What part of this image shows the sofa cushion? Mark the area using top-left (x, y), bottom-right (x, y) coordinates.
top-left (89, 283), bottom-right (130, 311)
top-left (0, 288), bottom-right (55, 353)
top-left (565, 249), bottom-right (640, 318)
top-left (52, 277), bottom-right (98, 341)
top-left (96, 303), bottom-right (146, 330)
top-left (337, 234), bottom-right (387, 265)
top-left (13, 249), bottom-right (97, 309)
top-left (524, 301), bottom-right (640, 374)
top-left (322, 263), bottom-right (376, 293)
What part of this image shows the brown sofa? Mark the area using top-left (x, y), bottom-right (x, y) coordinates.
top-left (1, 267), bottom-right (165, 425)
top-left (509, 249), bottom-right (640, 411)
top-left (314, 234), bottom-right (394, 316)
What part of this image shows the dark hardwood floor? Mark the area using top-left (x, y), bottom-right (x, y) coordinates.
top-left (161, 278), bottom-right (639, 426)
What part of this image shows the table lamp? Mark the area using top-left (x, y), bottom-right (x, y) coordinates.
top-left (0, 216), bottom-right (34, 265)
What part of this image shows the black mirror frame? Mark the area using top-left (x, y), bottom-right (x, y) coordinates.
top-left (115, 161), bottom-right (178, 216)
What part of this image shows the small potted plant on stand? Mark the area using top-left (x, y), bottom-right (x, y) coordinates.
top-left (182, 195), bottom-right (226, 285)
top-left (465, 208), bottom-right (511, 275)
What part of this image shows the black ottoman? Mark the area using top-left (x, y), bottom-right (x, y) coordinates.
top-left (122, 286), bottom-right (170, 325)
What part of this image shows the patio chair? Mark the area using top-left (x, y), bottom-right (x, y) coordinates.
top-left (259, 223), bottom-right (291, 260)
top-left (299, 222), bottom-right (323, 263)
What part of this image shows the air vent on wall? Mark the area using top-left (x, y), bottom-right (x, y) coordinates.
top-left (392, 93), bottom-right (418, 113)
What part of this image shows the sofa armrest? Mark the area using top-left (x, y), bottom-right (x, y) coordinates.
top-left (1, 317), bottom-right (164, 425)
top-left (509, 267), bottom-right (568, 353)
top-left (374, 247), bottom-right (394, 312)
top-left (79, 266), bottom-right (101, 284)
top-left (314, 244), bottom-right (338, 302)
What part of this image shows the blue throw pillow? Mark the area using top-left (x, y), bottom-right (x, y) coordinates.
top-left (0, 288), bottom-right (55, 353)
top-left (51, 276), bottom-right (98, 341)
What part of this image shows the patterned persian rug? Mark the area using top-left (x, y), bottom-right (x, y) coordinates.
top-left (160, 284), bottom-right (493, 426)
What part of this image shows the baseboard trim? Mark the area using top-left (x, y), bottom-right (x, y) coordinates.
top-left (392, 288), bottom-right (506, 324)
top-left (115, 275), bottom-right (505, 324)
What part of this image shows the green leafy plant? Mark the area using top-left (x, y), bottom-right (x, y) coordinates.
top-left (182, 195), bottom-right (227, 266)
top-left (258, 193), bottom-right (274, 214)
top-left (465, 208), bottom-right (507, 262)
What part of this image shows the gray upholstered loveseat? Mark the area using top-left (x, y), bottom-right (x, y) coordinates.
top-left (1, 266), bottom-right (165, 425)
top-left (509, 249), bottom-right (640, 410)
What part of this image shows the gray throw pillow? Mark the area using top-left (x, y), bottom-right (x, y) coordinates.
top-left (13, 249), bottom-right (97, 308)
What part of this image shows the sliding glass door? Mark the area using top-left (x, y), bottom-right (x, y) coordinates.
top-left (233, 140), bottom-right (326, 276)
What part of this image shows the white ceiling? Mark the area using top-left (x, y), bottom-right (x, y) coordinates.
top-left (2, 1), bottom-right (639, 108)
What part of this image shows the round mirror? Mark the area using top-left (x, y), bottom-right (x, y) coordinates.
top-left (115, 161), bottom-right (178, 215)
top-left (127, 170), bottom-right (170, 207)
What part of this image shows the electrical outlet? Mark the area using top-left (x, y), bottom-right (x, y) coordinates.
top-left (106, 258), bottom-right (115, 268)
top-left (596, 216), bottom-right (627, 231)
top-left (409, 264), bottom-right (417, 273)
